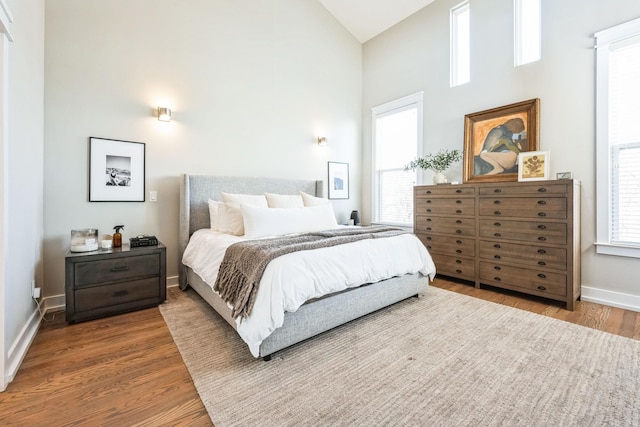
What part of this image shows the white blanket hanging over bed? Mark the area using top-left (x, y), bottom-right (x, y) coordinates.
top-left (182, 228), bottom-right (436, 357)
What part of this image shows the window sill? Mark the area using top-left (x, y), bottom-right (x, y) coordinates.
top-left (595, 242), bottom-right (640, 259)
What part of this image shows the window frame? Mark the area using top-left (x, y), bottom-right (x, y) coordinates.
top-left (595, 17), bottom-right (640, 258)
top-left (514, 0), bottom-right (541, 66)
top-left (371, 91), bottom-right (424, 227)
top-left (450, 1), bottom-right (470, 87)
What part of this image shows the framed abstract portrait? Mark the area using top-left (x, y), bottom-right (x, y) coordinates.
top-left (463, 98), bottom-right (540, 183)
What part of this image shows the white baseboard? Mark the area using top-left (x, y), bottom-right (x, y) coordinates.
top-left (581, 286), bottom-right (640, 313)
top-left (6, 299), bottom-right (44, 385)
top-left (167, 275), bottom-right (179, 288)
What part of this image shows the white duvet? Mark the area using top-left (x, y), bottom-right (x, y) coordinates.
top-left (182, 227), bottom-right (436, 357)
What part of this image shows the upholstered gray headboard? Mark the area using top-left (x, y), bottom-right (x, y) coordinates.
top-left (178, 174), bottom-right (324, 288)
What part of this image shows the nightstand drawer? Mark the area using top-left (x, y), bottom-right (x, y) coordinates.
top-left (74, 278), bottom-right (160, 312)
top-left (74, 254), bottom-right (160, 287)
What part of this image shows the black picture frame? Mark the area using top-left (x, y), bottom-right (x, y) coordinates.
top-left (89, 137), bottom-right (145, 202)
top-left (328, 161), bottom-right (349, 199)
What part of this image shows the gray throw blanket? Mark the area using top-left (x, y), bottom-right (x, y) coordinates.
top-left (214, 225), bottom-right (408, 319)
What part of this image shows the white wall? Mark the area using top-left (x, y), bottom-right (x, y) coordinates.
top-left (362, 0), bottom-right (640, 307)
top-left (2, 0), bottom-right (45, 388)
top-left (44, 0), bottom-right (362, 298)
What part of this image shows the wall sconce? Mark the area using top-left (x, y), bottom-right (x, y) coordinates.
top-left (317, 136), bottom-right (327, 146)
top-left (157, 107), bottom-right (172, 122)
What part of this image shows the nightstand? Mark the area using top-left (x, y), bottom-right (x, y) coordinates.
top-left (65, 242), bottom-right (167, 323)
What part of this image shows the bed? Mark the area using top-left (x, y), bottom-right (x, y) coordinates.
top-left (178, 174), bottom-right (436, 360)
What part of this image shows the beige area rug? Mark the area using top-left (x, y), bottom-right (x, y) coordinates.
top-left (160, 286), bottom-right (640, 426)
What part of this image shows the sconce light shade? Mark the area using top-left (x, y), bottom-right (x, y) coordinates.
top-left (317, 136), bottom-right (327, 146)
top-left (158, 107), bottom-right (172, 122)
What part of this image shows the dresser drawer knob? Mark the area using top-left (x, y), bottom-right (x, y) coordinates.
top-left (426, 236), bottom-right (432, 240)
top-left (493, 200), bottom-right (501, 204)
top-left (537, 200), bottom-right (547, 205)
top-left (112, 290), bottom-right (129, 297)
top-left (455, 259), bottom-right (462, 264)
top-left (537, 224), bottom-right (547, 230)
top-left (494, 233), bottom-right (501, 237)
top-left (426, 200), bottom-right (432, 204)
top-left (537, 285), bottom-right (547, 291)
top-left (456, 240), bottom-right (462, 244)
top-left (427, 245), bottom-right (432, 250)
top-left (494, 244), bottom-right (501, 248)
top-left (494, 277), bottom-right (501, 281)
top-left (494, 255), bottom-right (501, 259)
top-left (456, 209), bottom-right (462, 214)
top-left (494, 265), bottom-right (501, 270)
top-left (426, 227), bottom-right (432, 231)
top-left (494, 189), bottom-right (502, 193)
top-left (537, 188), bottom-right (547, 193)
top-left (456, 230), bottom-right (462, 234)
top-left (456, 200), bottom-right (462, 204)
top-left (456, 220), bottom-right (462, 224)
top-left (426, 209), bottom-right (432, 213)
top-left (538, 273), bottom-right (546, 279)
top-left (110, 265), bottom-right (129, 272)
top-left (456, 249), bottom-right (462, 254)
top-left (426, 218), bottom-right (432, 222)
top-left (537, 212), bottom-right (547, 217)
top-left (456, 189), bottom-right (462, 193)
top-left (538, 261), bottom-right (546, 266)
top-left (537, 249), bottom-right (546, 254)
top-left (538, 236), bottom-right (547, 241)
top-left (494, 222), bottom-right (501, 227)
top-left (494, 211), bottom-right (502, 215)
top-left (456, 269), bottom-right (463, 274)
top-left (426, 190), bottom-right (432, 194)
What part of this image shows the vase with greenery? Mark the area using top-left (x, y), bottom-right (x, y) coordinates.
top-left (404, 149), bottom-right (462, 183)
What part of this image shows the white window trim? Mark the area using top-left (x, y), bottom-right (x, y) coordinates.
top-left (594, 17), bottom-right (640, 259)
top-left (450, 1), bottom-right (470, 87)
top-left (371, 91), bottom-right (424, 226)
top-left (514, 0), bottom-right (541, 66)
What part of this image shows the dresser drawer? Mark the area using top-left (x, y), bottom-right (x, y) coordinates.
top-left (479, 240), bottom-right (567, 270)
top-left (415, 197), bottom-right (476, 216)
top-left (74, 277), bottom-right (161, 312)
top-left (479, 197), bottom-right (567, 219)
top-left (417, 234), bottom-right (476, 257)
top-left (432, 253), bottom-right (475, 281)
top-left (415, 185), bottom-right (475, 197)
top-left (479, 262), bottom-right (566, 297)
top-left (415, 216), bottom-right (475, 236)
top-left (479, 183), bottom-right (568, 196)
top-left (479, 219), bottom-right (567, 245)
top-left (74, 254), bottom-right (160, 287)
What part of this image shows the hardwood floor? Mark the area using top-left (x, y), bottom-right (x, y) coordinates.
top-left (1, 280), bottom-right (638, 426)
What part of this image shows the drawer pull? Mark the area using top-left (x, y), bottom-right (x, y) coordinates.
top-left (456, 200), bottom-right (462, 204)
top-left (537, 200), bottom-right (547, 205)
top-left (494, 232), bottom-right (501, 237)
top-left (456, 209), bottom-right (462, 214)
top-left (456, 220), bottom-right (462, 224)
top-left (494, 211), bottom-right (502, 215)
top-left (537, 212), bottom-right (547, 217)
top-left (426, 218), bottom-right (432, 222)
top-left (426, 227), bottom-right (432, 231)
top-left (494, 222), bottom-right (501, 227)
top-left (537, 285), bottom-right (547, 291)
top-left (538, 261), bottom-right (546, 266)
top-left (455, 259), bottom-right (462, 264)
top-left (537, 249), bottom-right (546, 254)
top-left (494, 189), bottom-right (502, 193)
top-left (494, 277), bottom-right (501, 281)
top-left (538, 273), bottom-right (546, 279)
top-left (426, 190), bottom-right (432, 194)
top-left (456, 240), bottom-right (462, 244)
top-left (456, 189), bottom-right (462, 193)
top-left (426, 209), bottom-right (432, 213)
top-left (426, 236), bottom-right (432, 240)
top-left (493, 200), bottom-right (501, 205)
top-left (456, 269), bottom-right (462, 274)
top-left (494, 265), bottom-right (501, 270)
top-left (456, 249), bottom-right (462, 254)
top-left (110, 265), bottom-right (129, 272)
top-left (427, 245), bottom-right (432, 250)
top-left (112, 290), bottom-right (129, 297)
top-left (538, 236), bottom-right (547, 241)
top-left (537, 224), bottom-right (547, 230)
top-left (494, 244), bottom-right (501, 248)
top-left (494, 255), bottom-right (501, 259)
top-left (426, 200), bottom-right (432, 204)
top-left (455, 230), bottom-right (462, 234)
top-left (537, 188), bottom-right (547, 193)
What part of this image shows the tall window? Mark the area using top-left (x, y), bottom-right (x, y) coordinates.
top-left (514, 0), bottom-right (541, 66)
top-left (595, 17), bottom-right (640, 258)
top-left (372, 92), bottom-right (423, 226)
top-left (450, 1), bottom-right (470, 87)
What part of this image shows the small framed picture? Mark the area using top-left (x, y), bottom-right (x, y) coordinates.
top-left (328, 161), bottom-right (349, 199)
top-left (556, 171), bottom-right (573, 180)
top-left (89, 137), bottom-right (145, 202)
top-left (518, 150), bottom-right (550, 182)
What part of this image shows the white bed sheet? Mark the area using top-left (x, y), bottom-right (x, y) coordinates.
top-left (182, 228), bottom-right (436, 357)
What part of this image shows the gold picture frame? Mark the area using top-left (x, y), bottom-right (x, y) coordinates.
top-left (463, 98), bottom-right (540, 183)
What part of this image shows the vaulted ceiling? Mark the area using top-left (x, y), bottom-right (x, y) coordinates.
top-left (318, 0), bottom-right (436, 43)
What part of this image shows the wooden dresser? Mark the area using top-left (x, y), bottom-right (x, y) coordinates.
top-left (414, 180), bottom-right (581, 310)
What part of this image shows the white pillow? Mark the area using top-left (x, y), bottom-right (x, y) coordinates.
top-left (221, 192), bottom-right (268, 207)
top-left (217, 202), bottom-right (245, 236)
top-left (242, 204), bottom-right (339, 238)
top-left (208, 199), bottom-right (222, 230)
top-left (300, 191), bottom-right (330, 206)
top-left (265, 193), bottom-right (304, 208)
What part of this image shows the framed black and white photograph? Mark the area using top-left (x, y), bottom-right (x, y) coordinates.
top-left (328, 161), bottom-right (349, 199)
top-left (89, 137), bottom-right (145, 202)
